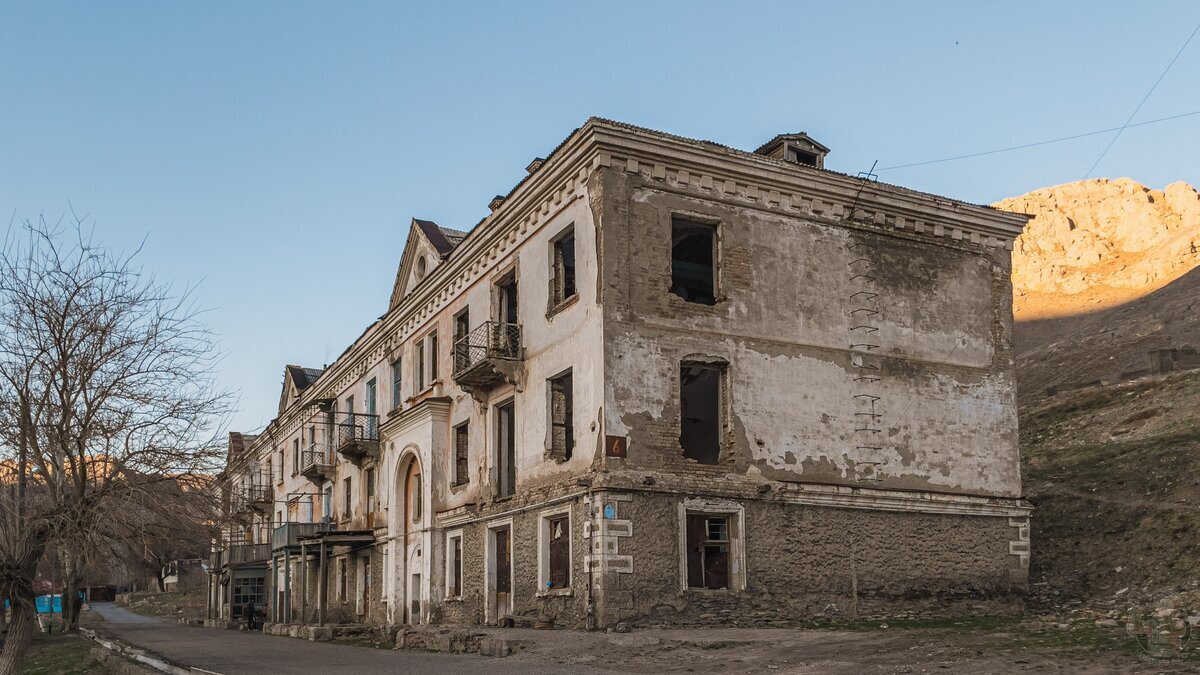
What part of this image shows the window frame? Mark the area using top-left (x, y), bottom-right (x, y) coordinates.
top-left (546, 368), bottom-right (574, 462)
top-left (452, 421), bottom-right (470, 487)
top-left (679, 359), bottom-right (729, 464)
top-left (669, 214), bottom-right (721, 305)
top-left (342, 476), bottom-right (352, 522)
top-left (390, 357), bottom-right (403, 411)
top-left (537, 507), bottom-right (573, 596)
top-left (678, 498), bottom-right (746, 592)
top-left (548, 224), bottom-right (578, 313)
top-left (444, 529), bottom-right (464, 600)
top-left (415, 329), bottom-right (439, 392)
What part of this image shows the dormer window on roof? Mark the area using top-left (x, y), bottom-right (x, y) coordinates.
top-left (754, 133), bottom-right (830, 169)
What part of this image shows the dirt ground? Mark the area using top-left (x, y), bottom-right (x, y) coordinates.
top-left (496, 616), bottom-right (1199, 674)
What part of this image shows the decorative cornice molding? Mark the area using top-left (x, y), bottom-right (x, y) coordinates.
top-left (241, 119), bottom-right (1029, 462)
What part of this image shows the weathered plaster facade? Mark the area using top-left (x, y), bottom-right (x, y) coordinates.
top-left (208, 119), bottom-right (1031, 632)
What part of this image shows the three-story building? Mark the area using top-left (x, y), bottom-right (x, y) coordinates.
top-left (208, 119), bottom-right (1031, 631)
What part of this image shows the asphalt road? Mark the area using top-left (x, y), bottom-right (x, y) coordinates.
top-left (88, 603), bottom-right (584, 674)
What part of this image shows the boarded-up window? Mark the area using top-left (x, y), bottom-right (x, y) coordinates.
top-left (551, 227), bottom-right (577, 306)
top-left (548, 516), bottom-right (570, 590)
top-left (680, 361), bottom-right (722, 464)
top-left (685, 514), bottom-right (730, 589)
top-left (549, 371), bottom-right (573, 461)
top-left (454, 423), bottom-right (470, 486)
top-left (671, 218), bottom-right (717, 305)
top-left (448, 535), bottom-right (462, 597)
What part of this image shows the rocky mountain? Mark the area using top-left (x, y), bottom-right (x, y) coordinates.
top-left (994, 179), bottom-right (1200, 402)
top-left (998, 178), bottom-right (1200, 316)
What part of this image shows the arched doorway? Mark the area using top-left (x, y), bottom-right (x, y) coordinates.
top-left (396, 453), bottom-right (425, 625)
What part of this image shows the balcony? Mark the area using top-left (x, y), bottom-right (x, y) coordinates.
top-left (211, 542), bottom-right (270, 568)
top-left (452, 321), bottom-right (524, 391)
top-left (272, 521), bottom-right (334, 550)
top-left (335, 413), bottom-right (379, 464)
top-left (300, 443), bottom-right (335, 483)
top-left (247, 483), bottom-right (272, 511)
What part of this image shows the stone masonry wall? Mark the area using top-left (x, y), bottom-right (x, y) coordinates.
top-left (600, 491), bottom-right (1023, 627)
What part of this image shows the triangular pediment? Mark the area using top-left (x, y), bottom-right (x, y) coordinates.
top-left (278, 364), bottom-right (324, 414)
top-left (388, 218), bottom-right (468, 310)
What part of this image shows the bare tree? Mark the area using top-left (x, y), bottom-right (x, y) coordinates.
top-left (0, 214), bottom-right (230, 674)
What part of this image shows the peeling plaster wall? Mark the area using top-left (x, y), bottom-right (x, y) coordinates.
top-left (601, 167), bottom-right (1021, 497)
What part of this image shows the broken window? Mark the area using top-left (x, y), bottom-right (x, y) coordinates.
top-left (496, 273), bottom-right (519, 324)
top-left (788, 147), bottom-right (818, 166)
top-left (291, 438), bottom-right (299, 475)
top-left (670, 217), bottom-right (717, 305)
top-left (550, 226), bottom-right (577, 307)
top-left (337, 557), bottom-right (348, 601)
top-left (453, 309), bottom-right (470, 373)
top-left (548, 370), bottom-right (574, 461)
top-left (454, 422), bottom-right (469, 486)
top-left (547, 515), bottom-right (570, 590)
top-left (685, 514), bottom-right (730, 590)
top-left (365, 468), bottom-right (376, 513)
top-left (680, 361), bottom-right (723, 464)
top-left (342, 477), bottom-right (352, 520)
top-left (447, 533), bottom-right (462, 598)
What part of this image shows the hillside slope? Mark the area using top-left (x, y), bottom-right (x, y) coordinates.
top-left (993, 179), bottom-right (1200, 611)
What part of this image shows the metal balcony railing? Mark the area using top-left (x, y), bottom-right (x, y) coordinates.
top-left (300, 443), bottom-right (334, 473)
top-left (453, 321), bottom-right (522, 377)
top-left (335, 413), bottom-right (379, 457)
top-left (246, 483), bottom-right (272, 505)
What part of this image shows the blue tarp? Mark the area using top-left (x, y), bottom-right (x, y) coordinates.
top-left (35, 594), bottom-right (63, 614)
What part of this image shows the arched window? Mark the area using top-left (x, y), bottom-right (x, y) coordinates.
top-left (411, 472), bottom-right (422, 521)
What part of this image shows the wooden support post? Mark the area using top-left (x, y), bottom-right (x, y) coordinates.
top-left (300, 542), bottom-right (307, 625)
top-left (283, 548), bottom-right (291, 624)
top-left (318, 539), bottom-right (327, 627)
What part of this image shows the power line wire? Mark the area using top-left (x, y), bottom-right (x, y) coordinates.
top-left (1082, 20), bottom-right (1200, 179)
top-left (878, 109), bottom-right (1200, 171)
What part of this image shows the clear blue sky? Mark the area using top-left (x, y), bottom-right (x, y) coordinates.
top-left (3, 1), bottom-right (1198, 433)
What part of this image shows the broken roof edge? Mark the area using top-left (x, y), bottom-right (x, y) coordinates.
top-left (580, 118), bottom-right (1029, 229)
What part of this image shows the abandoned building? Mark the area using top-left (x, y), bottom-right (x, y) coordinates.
top-left (206, 118), bottom-right (1032, 632)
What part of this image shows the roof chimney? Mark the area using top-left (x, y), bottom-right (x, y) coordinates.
top-left (754, 133), bottom-right (830, 169)
top-left (526, 157), bottom-right (545, 173)
top-left (488, 195), bottom-right (506, 212)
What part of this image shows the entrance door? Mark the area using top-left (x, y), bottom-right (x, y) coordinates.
top-left (494, 527), bottom-right (511, 619)
top-left (409, 573), bottom-right (421, 625)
